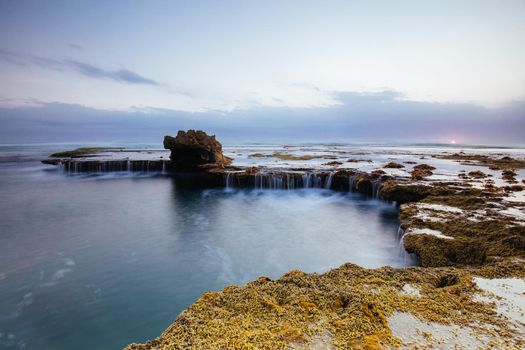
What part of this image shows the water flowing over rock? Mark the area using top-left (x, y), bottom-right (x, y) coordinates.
top-left (163, 130), bottom-right (231, 170)
top-left (222, 170), bottom-right (374, 193)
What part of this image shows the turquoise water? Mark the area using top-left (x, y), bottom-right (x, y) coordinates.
top-left (0, 145), bottom-right (413, 349)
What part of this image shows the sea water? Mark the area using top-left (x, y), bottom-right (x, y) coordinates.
top-left (0, 144), bottom-right (420, 349)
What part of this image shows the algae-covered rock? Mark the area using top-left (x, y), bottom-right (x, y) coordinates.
top-left (50, 147), bottom-right (122, 158)
top-left (383, 162), bottom-right (404, 169)
top-left (125, 259), bottom-right (525, 350)
top-left (502, 169), bottom-right (518, 183)
top-left (379, 180), bottom-right (431, 204)
top-left (355, 173), bottom-right (373, 196)
top-left (468, 170), bottom-right (487, 178)
top-left (323, 161), bottom-right (343, 166)
top-left (410, 164), bottom-right (435, 180)
top-left (403, 234), bottom-right (487, 267)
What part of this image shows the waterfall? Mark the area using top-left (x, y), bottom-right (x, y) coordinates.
top-left (372, 176), bottom-right (382, 198)
top-left (302, 173), bottom-right (310, 188)
top-left (249, 171), bottom-right (331, 190)
top-left (396, 226), bottom-right (404, 239)
top-left (300, 173), bottom-right (321, 188)
top-left (225, 172), bottom-right (233, 189)
top-left (286, 174), bottom-right (294, 189)
top-left (396, 225), bottom-right (419, 265)
top-left (348, 173), bottom-right (357, 192)
top-left (60, 159), bottom-right (169, 173)
top-left (324, 172), bottom-right (334, 189)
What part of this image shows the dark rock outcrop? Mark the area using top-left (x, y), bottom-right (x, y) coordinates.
top-left (379, 180), bottom-right (431, 204)
top-left (163, 130), bottom-right (231, 170)
top-left (410, 164), bottom-right (435, 180)
top-left (355, 173), bottom-right (373, 195)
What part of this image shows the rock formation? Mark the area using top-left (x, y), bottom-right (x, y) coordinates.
top-left (163, 130), bottom-right (231, 170)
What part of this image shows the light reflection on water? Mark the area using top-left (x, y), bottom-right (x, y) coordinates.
top-left (0, 147), bottom-right (413, 350)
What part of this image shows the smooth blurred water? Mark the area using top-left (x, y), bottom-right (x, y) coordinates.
top-left (0, 145), bottom-right (414, 350)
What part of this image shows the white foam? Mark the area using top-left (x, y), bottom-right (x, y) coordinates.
top-left (53, 268), bottom-right (73, 279)
top-left (63, 258), bottom-right (76, 266)
top-left (417, 203), bottom-right (463, 214)
top-left (388, 312), bottom-right (498, 349)
top-left (405, 228), bottom-right (454, 240)
top-left (401, 284), bottom-right (421, 297)
top-left (473, 277), bottom-right (525, 334)
top-left (413, 212), bottom-right (446, 222)
top-left (504, 191), bottom-right (525, 203)
top-left (501, 207), bottom-right (525, 220)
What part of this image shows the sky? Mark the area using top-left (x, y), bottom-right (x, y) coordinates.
top-left (0, 0), bottom-right (524, 144)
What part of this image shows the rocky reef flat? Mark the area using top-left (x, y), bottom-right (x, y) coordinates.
top-left (42, 133), bottom-right (525, 348)
top-left (125, 260), bottom-right (525, 349)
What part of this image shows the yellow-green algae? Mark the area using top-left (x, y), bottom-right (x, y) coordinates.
top-left (400, 185), bottom-right (525, 267)
top-left (50, 147), bottom-right (123, 157)
top-left (435, 153), bottom-right (525, 170)
top-left (126, 259), bottom-right (524, 349)
top-left (248, 152), bottom-right (337, 161)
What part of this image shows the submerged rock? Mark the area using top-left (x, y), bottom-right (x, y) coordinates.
top-left (163, 130), bottom-right (231, 170)
top-left (502, 169), bottom-right (518, 183)
top-left (410, 164), bottom-right (435, 180)
top-left (468, 170), bottom-right (487, 178)
top-left (383, 161), bottom-right (405, 169)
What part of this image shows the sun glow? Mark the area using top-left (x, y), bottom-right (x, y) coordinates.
top-left (450, 140), bottom-right (457, 144)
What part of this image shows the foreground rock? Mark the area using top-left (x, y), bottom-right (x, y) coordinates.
top-left (126, 259), bottom-right (525, 349)
top-left (163, 130), bottom-right (231, 170)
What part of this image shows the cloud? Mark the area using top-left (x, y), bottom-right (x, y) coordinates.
top-left (68, 43), bottom-right (84, 52)
top-left (64, 60), bottom-right (160, 85)
top-left (0, 50), bottom-right (28, 66)
top-left (0, 91), bottom-right (524, 145)
top-left (0, 50), bottom-right (161, 86)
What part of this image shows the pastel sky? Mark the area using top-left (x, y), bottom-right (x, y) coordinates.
top-left (1, 1), bottom-right (524, 144)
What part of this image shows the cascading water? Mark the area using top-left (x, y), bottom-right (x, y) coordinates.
top-left (301, 173), bottom-right (322, 188)
top-left (286, 173), bottom-right (295, 190)
top-left (302, 173), bottom-right (310, 188)
top-left (225, 171), bottom-right (390, 192)
top-left (324, 172), bottom-right (334, 189)
top-left (372, 176), bottom-right (383, 198)
top-left (348, 173), bottom-right (357, 192)
top-left (396, 226), bottom-right (404, 239)
top-left (61, 159), bottom-right (169, 173)
top-left (226, 172), bottom-right (334, 190)
top-left (396, 226), bottom-right (419, 265)
top-left (225, 172), bottom-right (233, 189)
